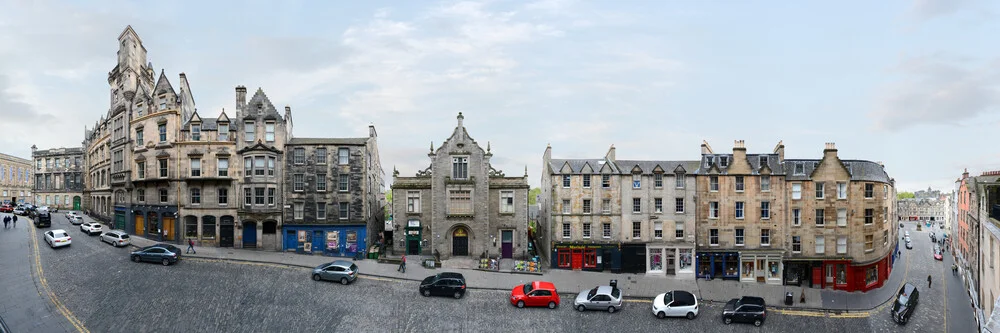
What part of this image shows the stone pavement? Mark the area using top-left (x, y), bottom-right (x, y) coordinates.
top-left (126, 232), bottom-right (904, 312)
top-left (0, 214), bottom-right (76, 332)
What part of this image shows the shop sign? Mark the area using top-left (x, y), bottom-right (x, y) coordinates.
top-left (556, 244), bottom-right (608, 250)
top-left (408, 219), bottom-right (420, 228)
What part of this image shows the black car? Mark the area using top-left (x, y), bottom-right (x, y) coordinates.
top-left (891, 283), bottom-right (919, 324)
top-left (33, 207), bottom-right (52, 228)
top-left (130, 244), bottom-right (182, 266)
top-left (419, 272), bottom-right (467, 299)
top-left (722, 296), bottom-right (766, 327)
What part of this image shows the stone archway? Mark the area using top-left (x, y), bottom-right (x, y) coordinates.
top-left (452, 226), bottom-right (469, 256)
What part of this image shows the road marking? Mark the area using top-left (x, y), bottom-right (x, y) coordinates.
top-left (29, 223), bottom-right (90, 333)
top-left (623, 299), bottom-right (651, 304)
top-left (358, 275), bottom-right (398, 282)
top-left (943, 256), bottom-right (948, 333)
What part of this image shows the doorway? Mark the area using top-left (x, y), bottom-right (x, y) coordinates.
top-left (501, 230), bottom-right (513, 258)
top-left (220, 216), bottom-right (234, 247)
top-left (73, 196), bottom-right (81, 211)
top-left (243, 221), bottom-right (257, 248)
top-left (452, 227), bottom-right (469, 256)
top-left (162, 215), bottom-right (175, 241)
top-left (135, 214), bottom-right (145, 235)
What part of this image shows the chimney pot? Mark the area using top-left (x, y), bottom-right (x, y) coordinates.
top-left (825, 142), bottom-right (836, 150)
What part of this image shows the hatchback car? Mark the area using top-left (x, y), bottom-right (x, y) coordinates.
top-left (652, 290), bottom-right (699, 319)
top-left (891, 283), bottom-right (919, 324)
top-left (934, 246), bottom-right (943, 260)
top-left (43, 229), bottom-right (72, 248)
top-left (80, 222), bottom-right (103, 235)
top-left (12, 208), bottom-right (25, 215)
top-left (510, 281), bottom-right (559, 309)
top-left (722, 296), bottom-right (766, 326)
top-left (905, 240), bottom-right (913, 249)
top-left (0, 204), bottom-right (12, 213)
top-left (419, 272), bottom-right (467, 299)
top-left (100, 230), bottom-right (131, 247)
top-left (68, 216), bottom-right (84, 225)
top-left (574, 285), bottom-right (623, 313)
top-left (65, 211), bottom-right (81, 220)
top-left (312, 260), bottom-right (359, 285)
top-left (131, 244), bottom-right (182, 266)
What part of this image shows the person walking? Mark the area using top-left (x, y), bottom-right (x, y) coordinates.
top-left (397, 254), bottom-right (406, 273)
top-left (927, 275), bottom-right (932, 288)
top-left (186, 239), bottom-right (196, 254)
top-left (3, 215), bottom-right (8, 229)
top-left (952, 264), bottom-right (958, 276)
top-left (11, 214), bottom-right (16, 228)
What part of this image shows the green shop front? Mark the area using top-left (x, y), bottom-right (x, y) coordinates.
top-left (405, 219), bottom-right (422, 255)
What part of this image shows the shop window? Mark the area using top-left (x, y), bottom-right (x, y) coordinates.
top-left (741, 260), bottom-right (754, 279)
top-left (768, 261), bottom-right (780, 279)
top-left (865, 266), bottom-right (878, 286)
top-left (678, 249), bottom-right (692, 273)
top-left (583, 250), bottom-right (597, 268)
top-left (649, 248), bottom-right (663, 271)
top-left (558, 251), bottom-right (572, 268)
top-left (836, 264), bottom-right (847, 285)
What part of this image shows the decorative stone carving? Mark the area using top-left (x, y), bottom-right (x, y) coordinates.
top-left (415, 166), bottom-right (433, 178)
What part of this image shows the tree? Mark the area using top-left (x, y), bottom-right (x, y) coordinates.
top-left (528, 188), bottom-right (541, 205)
top-left (897, 192), bottom-right (915, 200)
top-left (384, 191), bottom-right (393, 220)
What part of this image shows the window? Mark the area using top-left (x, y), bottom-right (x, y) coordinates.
top-left (792, 183), bottom-right (802, 199)
top-left (710, 229), bottom-right (719, 245)
top-left (218, 124), bottom-right (229, 141)
top-left (632, 198), bottom-right (641, 213)
top-left (837, 236), bottom-right (847, 254)
top-left (294, 148), bottom-right (305, 164)
top-left (816, 209), bottom-right (825, 226)
top-left (654, 198), bottom-right (663, 213)
top-left (293, 174), bottom-right (304, 191)
top-left (185, 217), bottom-right (197, 238)
top-left (158, 96), bottom-right (166, 110)
top-left (190, 188), bottom-right (201, 205)
top-left (339, 148), bottom-right (350, 165)
top-left (864, 183), bottom-right (874, 198)
top-left (602, 175), bottom-right (610, 188)
top-left (244, 121), bottom-right (255, 141)
top-left (676, 173), bottom-right (685, 188)
top-left (793, 208), bottom-right (801, 226)
top-left (883, 207), bottom-right (888, 222)
top-left (562, 175), bottom-right (570, 188)
top-left (294, 203), bottom-right (303, 220)
top-left (583, 175), bottom-right (591, 188)
top-left (837, 208), bottom-right (847, 226)
top-left (603, 223), bottom-right (611, 238)
top-left (218, 188), bottom-right (228, 205)
top-left (709, 202), bottom-right (719, 218)
top-left (316, 173), bottom-right (327, 191)
top-left (865, 234), bottom-right (874, 252)
top-left (759, 155), bottom-right (768, 166)
top-left (136, 128), bottom-right (143, 144)
top-left (191, 124), bottom-right (201, 141)
top-left (758, 201), bottom-right (770, 219)
top-left (632, 174), bottom-right (641, 188)
top-left (720, 156), bottom-right (729, 167)
top-left (452, 156), bottom-right (468, 179)
top-left (190, 159), bottom-right (201, 177)
top-left (735, 176), bottom-right (744, 192)
top-left (267, 157), bottom-right (275, 176)
top-left (216, 158), bottom-right (228, 177)
top-left (338, 174), bottom-right (349, 191)
top-left (654, 222), bottom-right (662, 239)
top-left (837, 182), bottom-right (847, 199)
top-left (735, 228), bottom-right (744, 246)
top-left (314, 148), bottom-right (326, 165)
top-left (136, 189), bottom-right (145, 202)
top-left (582, 199), bottom-right (592, 214)
top-left (562, 224), bottom-right (570, 238)
top-left (158, 159), bottom-right (168, 178)
top-left (317, 202), bottom-right (327, 220)
top-left (137, 161), bottom-right (145, 179)
top-left (760, 175), bottom-right (770, 191)
top-left (675, 223), bottom-right (684, 239)
top-left (406, 191), bottom-right (420, 213)
top-left (654, 174), bottom-right (662, 187)
top-left (792, 236), bottom-right (801, 253)
top-left (883, 185), bottom-right (888, 199)
top-left (815, 236), bottom-right (825, 254)
top-left (244, 157), bottom-right (251, 176)
top-left (632, 221), bottom-right (641, 239)
top-left (449, 190), bottom-right (472, 215)
top-left (602, 199), bottom-right (610, 214)
top-left (815, 182), bottom-right (825, 199)
top-left (267, 188), bottom-right (275, 206)
top-left (265, 122), bottom-right (275, 142)
top-left (710, 176), bottom-right (719, 191)
top-left (253, 157), bottom-right (265, 176)
top-left (244, 188), bottom-right (251, 206)
top-left (158, 124), bottom-right (167, 142)
top-left (159, 189), bottom-right (168, 203)
top-left (865, 267), bottom-right (878, 286)
top-left (339, 202), bottom-right (350, 219)
top-left (583, 223), bottom-right (592, 239)
top-left (864, 208), bottom-right (874, 225)
top-left (675, 198), bottom-right (684, 213)
top-left (500, 191), bottom-right (514, 213)
top-left (735, 201), bottom-right (744, 219)
top-left (794, 163), bottom-right (804, 175)
top-left (761, 229), bottom-right (770, 246)
top-left (562, 200), bottom-right (570, 214)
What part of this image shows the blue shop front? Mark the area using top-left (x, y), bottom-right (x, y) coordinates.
top-left (696, 251), bottom-right (740, 280)
top-left (283, 225), bottom-right (367, 257)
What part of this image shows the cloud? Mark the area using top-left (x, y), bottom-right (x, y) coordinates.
top-left (907, 0), bottom-right (971, 21)
top-left (869, 55), bottom-right (1000, 131)
top-left (0, 75), bottom-right (55, 124)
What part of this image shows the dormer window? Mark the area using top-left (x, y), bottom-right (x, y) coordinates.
top-left (136, 103), bottom-right (144, 116)
top-left (705, 156), bottom-right (714, 168)
top-left (191, 124), bottom-right (201, 141)
top-left (720, 156), bottom-right (729, 168)
top-left (218, 123), bottom-right (229, 141)
top-left (759, 155), bottom-right (768, 166)
top-left (794, 163), bottom-right (804, 175)
top-left (158, 96), bottom-right (167, 110)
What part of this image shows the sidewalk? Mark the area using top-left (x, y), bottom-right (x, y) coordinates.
top-left (128, 233), bottom-right (902, 312)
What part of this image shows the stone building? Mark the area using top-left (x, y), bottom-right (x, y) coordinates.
top-left (281, 127), bottom-right (384, 257)
top-left (975, 172), bottom-right (1000, 327)
top-left (391, 113), bottom-right (529, 259)
top-left (84, 114), bottom-right (113, 219)
top-left (176, 110), bottom-right (239, 247)
top-left (541, 145), bottom-right (698, 277)
top-left (0, 152), bottom-right (32, 205)
top-left (897, 197), bottom-right (947, 222)
top-left (30, 147), bottom-right (83, 210)
top-left (956, 170), bottom-right (981, 288)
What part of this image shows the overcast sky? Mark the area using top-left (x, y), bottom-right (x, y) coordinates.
top-left (1, 0), bottom-right (997, 191)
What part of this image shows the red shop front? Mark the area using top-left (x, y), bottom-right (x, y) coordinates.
top-left (817, 254), bottom-right (891, 292)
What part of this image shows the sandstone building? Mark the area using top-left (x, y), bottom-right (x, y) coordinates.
top-left (30, 147), bottom-right (83, 210)
top-left (0, 152), bottom-right (32, 206)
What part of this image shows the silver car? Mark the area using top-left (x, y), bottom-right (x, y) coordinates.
top-left (574, 286), bottom-right (623, 313)
top-left (312, 260), bottom-right (359, 285)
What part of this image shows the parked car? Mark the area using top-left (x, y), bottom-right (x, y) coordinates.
top-left (510, 281), bottom-right (559, 309)
top-left (80, 222), bottom-right (103, 235)
top-left (33, 207), bottom-right (51, 228)
top-left (100, 230), bottom-right (131, 247)
top-left (43, 229), bottom-right (72, 248)
top-left (131, 244), bottom-right (182, 266)
top-left (68, 216), bottom-right (84, 225)
top-left (312, 260), bottom-right (359, 285)
top-left (891, 283), bottom-right (919, 324)
top-left (419, 272), bottom-right (467, 299)
top-left (899, 222), bottom-right (903, 228)
top-left (905, 240), bottom-right (913, 249)
top-left (65, 211), bottom-right (80, 220)
top-left (904, 231), bottom-right (910, 237)
top-left (934, 246), bottom-right (943, 260)
top-left (0, 204), bottom-right (12, 213)
top-left (652, 290), bottom-right (699, 319)
top-left (574, 285), bottom-right (623, 313)
top-left (12, 208), bottom-right (25, 215)
top-left (722, 296), bottom-right (766, 326)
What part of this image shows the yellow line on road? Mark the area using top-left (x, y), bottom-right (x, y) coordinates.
top-left (623, 299), bottom-right (651, 304)
top-left (29, 224), bottom-right (90, 333)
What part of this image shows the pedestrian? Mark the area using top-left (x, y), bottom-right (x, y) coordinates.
top-left (952, 264), bottom-right (958, 276)
top-left (11, 214), bottom-right (15, 228)
top-left (186, 239), bottom-right (196, 254)
top-left (397, 254), bottom-right (406, 273)
top-left (927, 275), bottom-right (932, 288)
top-left (3, 215), bottom-right (8, 229)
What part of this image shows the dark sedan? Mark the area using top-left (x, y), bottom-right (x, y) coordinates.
top-left (130, 244), bottom-right (182, 266)
top-left (891, 283), bottom-right (919, 324)
top-left (419, 272), bottom-right (466, 299)
top-left (722, 296), bottom-right (766, 327)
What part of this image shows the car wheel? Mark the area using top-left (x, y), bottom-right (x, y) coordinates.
top-left (341, 277), bottom-right (349, 285)
top-left (548, 301), bottom-right (557, 309)
top-left (312, 274), bottom-right (322, 281)
top-left (754, 319), bottom-right (762, 327)
top-left (453, 291), bottom-right (462, 299)
top-left (657, 311), bottom-right (666, 319)
top-left (422, 289), bottom-right (431, 297)
top-left (577, 305), bottom-right (586, 312)
top-left (517, 301), bottom-right (525, 308)
top-left (608, 306), bottom-right (617, 313)
top-left (724, 317), bottom-right (732, 325)
top-left (162, 258), bottom-right (170, 266)
top-left (686, 312), bottom-right (696, 320)
top-left (132, 255), bottom-right (141, 263)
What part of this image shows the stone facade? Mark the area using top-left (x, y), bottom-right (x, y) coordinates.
top-left (175, 109), bottom-right (239, 248)
top-left (391, 113), bottom-right (529, 260)
top-left (897, 197), bottom-right (947, 222)
top-left (976, 173), bottom-right (1000, 323)
top-left (0, 152), bottom-right (32, 205)
top-left (30, 147), bottom-right (83, 210)
top-left (234, 87), bottom-right (290, 250)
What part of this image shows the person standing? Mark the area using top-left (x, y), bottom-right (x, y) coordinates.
top-left (927, 275), bottom-right (932, 288)
top-left (186, 239), bottom-right (196, 254)
top-left (397, 254), bottom-right (406, 273)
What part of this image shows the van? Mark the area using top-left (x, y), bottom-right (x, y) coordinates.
top-left (34, 207), bottom-right (52, 228)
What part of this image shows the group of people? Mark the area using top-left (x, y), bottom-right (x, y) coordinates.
top-left (2, 214), bottom-right (17, 229)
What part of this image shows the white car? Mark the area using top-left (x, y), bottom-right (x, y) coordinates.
top-left (100, 230), bottom-right (131, 247)
top-left (652, 290), bottom-right (699, 319)
top-left (81, 222), bottom-right (103, 236)
top-left (44, 229), bottom-right (72, 248)
top-left (65, 211), bottom-right (81, 219)
top-left (12, 208), bottom-right (25, 215)
top-left (69, 216), bottom-right (84, 225)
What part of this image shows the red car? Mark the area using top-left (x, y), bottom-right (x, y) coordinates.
top-left (510, 281), bottom-right (560, 309)
top-left (0, 204), bottom-right (12, 213)
top-left (934, 246), bottom-right (943, 260)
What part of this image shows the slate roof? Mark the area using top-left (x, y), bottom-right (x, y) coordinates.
top-left (695, 153), bottom-right (785, 175)
top-left (616, 160), bottom-right (700, 174)
top-left (781, 159), bottom-right (891, 183)
top-left (287, 138), bottom-right (369, 146)
top-left (548, 159), bottom-right (619, 174)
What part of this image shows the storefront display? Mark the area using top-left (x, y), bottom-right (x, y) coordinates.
top-left (649, 248), bottom-right (663, 272)
top-left (678, 249), bottom-right (693, 273)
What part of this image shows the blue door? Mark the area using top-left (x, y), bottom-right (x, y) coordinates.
top-left (243, 222), bottom-right (257, 248)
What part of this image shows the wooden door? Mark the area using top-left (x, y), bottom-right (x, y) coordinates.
top-left (135, 216), bottom-right (144, 235)
top-left (571, 250), bottom-right (583, 269)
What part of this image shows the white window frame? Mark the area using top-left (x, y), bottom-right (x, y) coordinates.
top-left (792, 236), bottom-right (801, 253)
top-left (653, 221), bottom-right (663, 239)
top-left (761, 201), bottom-right (770, 219)
top-left (562, 175), bottom-right (571, 188)
top-left (675, 197), bottom-right (684, 213)
top-left (500, 190), bottom-right (515, 214)
top-left (837, 236), bottom-right (847, 254)
top-left (760, 229), bottom-right (770, 246)
top-left (339, 148), bottom-right (350, 165)
top-left (265, 122), bottom-right (275, 142)
top-left (815, 236), bottom-right (825, 254)
top-left (654, 198), bottom-right (662, 213)
top-left (792, 183), bottom-right (802, 200)
top-left (760, 175), bottom-right (770, 191)
top-left (709, 202), bottom-right (719, 219)
top-left (317, 202), bottom-right (327, 220)
top-left (815, 182), bottom-right (825, 199)
top-left (244, 121), bottom-right (255, 142)
top-left (735, 176), bottom-right (744, 192)
top-left (294, 203), bottom-right (303, 220)
top-left (562, 199), bottom-right (570, 214)
top-left (293, 174), bottom-right (304, 192)
top-left (452, 156), bottom-right (468, 179)
top-left (735, 201), bottom-right (744, 219)
top-left (837, 182), bottom-right (847, 199)
top-left (710, 229), bottom-right (719, 246)
top-left (837, 208), bottom-right (847, 227)
top-left (735, 228), bottom-right (744, 246)
top-left (406, 191), bottom-right (421, 213)
top-left (602, 223), bottom-right (611, 239)
top-left (793, 208), bottom-right (801, 226)
top-left (583, 223), bottom-right (591, 239)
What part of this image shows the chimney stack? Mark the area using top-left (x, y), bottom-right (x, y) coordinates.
top-left (235, 86), bottom-right (247, 112)
top-left (732, 140), bottom-right (747, 165)
top-left (823, 142), bottom-right (838, 161)
top-left (963, 168), bottom-right (970, 179)
top-left (701, 140), bottom-right (714, 154)
top-left (606, 144), bottom-right (616, 162)
top-left (369, 123), bottom-right (377, 138)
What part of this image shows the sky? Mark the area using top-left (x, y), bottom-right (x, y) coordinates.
top-left (0, 0), bottom-right (997, 192)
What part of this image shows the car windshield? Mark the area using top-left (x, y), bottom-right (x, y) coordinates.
top-left (120, 234), bottom-right (130, 239)
top-left (523, 283), bottom-right (534, 294)
top-left (587, 288), bottom-right (598, 299)
top-left (897, 295), bottom-right (909, 305)
top-left (663, 292), bottom-right (673, 304)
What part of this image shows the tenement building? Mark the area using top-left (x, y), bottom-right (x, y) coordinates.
top-left (897, 196), bottom-right (947, 222)
top-left (956, 170), bottom-right (981, 287)
top-left (391, 113), bottom-right (529, 259)
top-left (0, 152), bottom-right (32, 205)
top-left (30, 147), bottom-right (83, 210)
top-left (234, 86), bottom-right (290, 250)
top-left (176, 110), bottom-right (238, 247)
top-left (541, 145), bottom-right (698, 277)
top-left (972, 171), bottom-right (1000, 327)
top-left (281, 127), bottom-right (384, 257)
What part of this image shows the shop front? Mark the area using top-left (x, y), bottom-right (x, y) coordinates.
top-left (282, 225), bottom-right (367, 257)
top-left (130, 205), bottom-right (179, 243)
top-left (739, 252), bottom-right (784, 285)
top-left (405, 219), bottom-right (422, 255)
top-left (696, 251), bottom-right (739, 280)
top-left (783, 260), bottom-right (822, 287)
top-left (818, 255), bottom-right (891, 292)
top-left (645, 243), bottom-right (695, 278)
top-left (551, 242), bottom-right (620, 272)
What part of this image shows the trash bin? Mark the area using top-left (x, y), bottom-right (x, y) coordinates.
top-left (785, 292), bottom-right (793, 306)
top-left (610, 279), bottom-right (618, 289)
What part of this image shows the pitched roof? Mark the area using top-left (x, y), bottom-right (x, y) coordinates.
top-left (781, 159), bottom-right (891, 183)
top-left (153, 70), bottom-right (176, 96)
top-left (696, 153), bottom-right (784, 175)
top-left (616, 160), bottom-right (700, 174)
top-left (287, 138), bottom-right (369, 145)
top-left (548, 159), bottom-right (620, 174)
